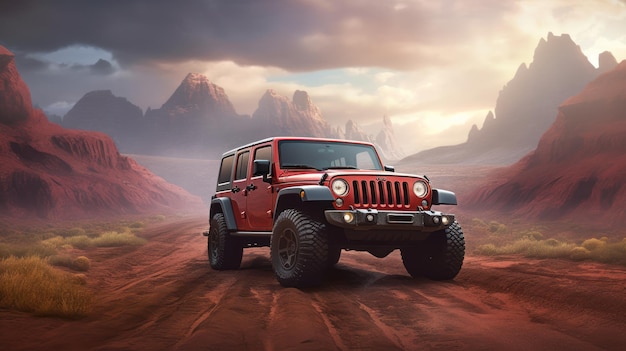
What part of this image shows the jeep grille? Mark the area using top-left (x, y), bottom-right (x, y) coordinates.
top-left (352, 180), bottom-right (410, 206)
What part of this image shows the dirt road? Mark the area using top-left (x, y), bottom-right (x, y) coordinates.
top-left (1, 217), bottom-right (625, 350)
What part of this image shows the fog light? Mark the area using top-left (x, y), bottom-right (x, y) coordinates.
top-left (343, 212), bottom-right (355, 223)
top-left (421, 200), bottom-right (428, 207)
top-left (433, 216), bottom-right (440, 224)
top-left (335, 198), bottom-right (344, 207)
top-left (366, 214), bottom-right (375, 222)
top-left (442, 216), bottom-right (449, 225)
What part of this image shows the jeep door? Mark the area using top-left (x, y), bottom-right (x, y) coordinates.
top-left (245, 144), bottom-right (274, 231)
top-left (231, 149), bottom-right (250, 230)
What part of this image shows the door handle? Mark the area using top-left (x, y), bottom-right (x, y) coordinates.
top-left (246, 184), bottom-right (257, 191)
top-left (231, 186), bottom-right (241, 193)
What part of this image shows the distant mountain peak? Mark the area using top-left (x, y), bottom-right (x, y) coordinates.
top-left (162, 72), bottom-right (236, 116)
top-left (401, 32), bottom-right (602, 165)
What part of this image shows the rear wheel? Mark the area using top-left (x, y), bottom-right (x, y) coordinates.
top-left (208, 213), bottom-right (243, 270)
top-left (271, 209), bottom-right (328, 287)
top-left (401, 221), bottom-right (465, 280)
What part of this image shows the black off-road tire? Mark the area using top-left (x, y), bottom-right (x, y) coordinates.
top-left (327, 246), bottom-right (342, 268)
top-left (401, 221), bottom-right (465, 280)
top-left (208, 213), bottom-right (243, 270)
top-left (271, 209), bottom-right (329, 288)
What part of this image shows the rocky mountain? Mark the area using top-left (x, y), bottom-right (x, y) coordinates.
top-left (376, 115), bottom-right (405, 161)
top-left (466, 60), bottom-right (626, 224)
top-left (63, 90), bottom-right (144, 151)
top-left (143, 73), bottom-right (249, 156)
top-left (251, 89), bottom-right (339, 139)
top-left (402, 33), bottom-right (617, 165)
top-left (59, 73), bottom-right (405, 160)
top-left (0, 46), bottom-right (202, 220)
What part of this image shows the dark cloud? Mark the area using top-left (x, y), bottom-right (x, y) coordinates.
top-left (0, 0), bottom-right (518, 71)
top-left (13, 54), bottom-right (50, 72)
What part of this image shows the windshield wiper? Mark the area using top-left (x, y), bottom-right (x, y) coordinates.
top-left (282, 164), bottom-right (322, 171)
top-left (323, 166), bottom-right (358, 170)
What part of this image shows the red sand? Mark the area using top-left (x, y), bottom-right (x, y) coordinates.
top-left (1, 216), bottom-right (624, 351)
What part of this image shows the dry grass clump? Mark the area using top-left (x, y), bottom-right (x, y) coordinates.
top-left (91, 230), bottom-right (146, 247)
top-left (476, 238), bottom-right (575, 258)
top-left (43, 228), bottom-right (146, 249)
top-left (0, 242), bottom-right (57, 260)
top-left (0, 256), bottom-right (93, 318)
top-left (476, 235), bottom-right (626, 266)
top-left (49, 255), bottom-right (91, 272)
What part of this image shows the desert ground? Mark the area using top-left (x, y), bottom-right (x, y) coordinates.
top-left (1, 214), bottom-right (625, 351)
top-left (1, 160), bottom-right (625, 350)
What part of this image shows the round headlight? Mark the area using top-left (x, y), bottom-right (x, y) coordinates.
top-left (413, 180), bottom-right (429, 198)
top-left (331, 179), bottom-right (349, 197)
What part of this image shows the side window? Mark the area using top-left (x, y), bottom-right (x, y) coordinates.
top-left (216, 155), bottom-right (234, 191)
top-left (235, 151), bottom-right (250, 180)
top-left (254, 145), bottom-right (272, 163)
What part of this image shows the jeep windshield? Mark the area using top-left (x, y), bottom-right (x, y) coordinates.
top-left (278, 140), bottom-right (383, 171)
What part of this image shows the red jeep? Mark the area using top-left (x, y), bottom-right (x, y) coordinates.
top-left (204, 137), bottom-right (464, 287)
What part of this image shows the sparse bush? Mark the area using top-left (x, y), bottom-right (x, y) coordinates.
top-left (62, 227), bottom-right (86, 237)
top-left (48, 254), bottom-right (74, 268)
top-left (582, 238), bottom-right (606, 251)
top-left (0, 243), bottom-right (57, 259)
top-left (0, 256), bottom-right (93, 318)
top-left (488, 221), bottom-right (507, 234)
top-left (73, 256), bottom-right (91, 272)
top-left (92, 230), bottom-right (146, 247)
top-left (129, 221), bottom-right (144, 229)
top-left (475, 244), bottom-right (498, 256)
top-left (570, 246), bottom-right (590, 261)
top-left (472, 218), bottom-right (487, 228)
top-left (64, 235), bottom-right (93, 249)
top-left (544, 238), bottom-right (560, 247)
top-left (521, 230), bottom-right (544, 241)
top-left (72, 273), bottom-right (88, 285)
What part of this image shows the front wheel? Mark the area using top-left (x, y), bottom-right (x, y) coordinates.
top-left (208, 213), bottom-right (243, 270)
top-left (271, 209), bottom-right (329, 288)
top-left (401, 221), bottom-right (465, 280)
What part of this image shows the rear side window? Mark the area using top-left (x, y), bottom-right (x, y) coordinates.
top-left (216, 155), bottom-right (234, 191)
top-left (254, 145), bottom-right (272, 163)
top-left (235, 151), bottom-right (250, 180)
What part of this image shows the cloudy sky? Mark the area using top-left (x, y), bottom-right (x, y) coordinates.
top-left (1, 0), bottom-right (625, 154)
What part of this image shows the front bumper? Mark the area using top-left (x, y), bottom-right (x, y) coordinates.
top-left (325, 209), bottom-right (454, 232)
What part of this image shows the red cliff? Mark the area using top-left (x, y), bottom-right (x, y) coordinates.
top-left (0, 46), bottom-right (203, 220)
top-left (467, 61), bottom-right (626, 223)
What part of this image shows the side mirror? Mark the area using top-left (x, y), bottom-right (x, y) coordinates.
top-left (384, 165), bottom-right (395, 172)
top-left (253, 159), bottom-right (272, 183)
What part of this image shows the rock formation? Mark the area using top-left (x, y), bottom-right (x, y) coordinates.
top-left (0, 46), bottom-right (203, 220)
top-left (402, 33), bottom-right (617, 165)
top-left (467, 60), bottom-right (626, 223)
top-left (63, 90), bottom-right (144, 151)
top-left (251, 89), bottom-right (339, 139)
